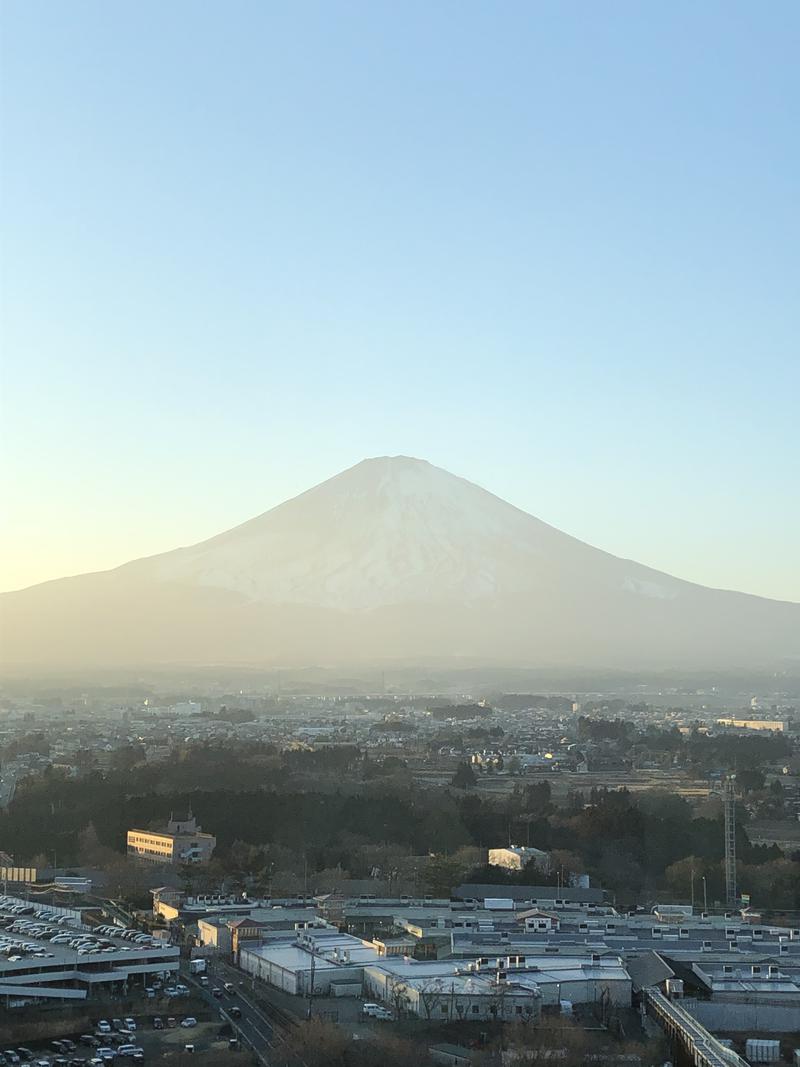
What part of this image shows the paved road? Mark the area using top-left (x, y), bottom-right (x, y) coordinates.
top-left (182, 961), bottom-right (278, 1066)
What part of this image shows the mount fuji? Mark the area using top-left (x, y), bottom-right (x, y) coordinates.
top-left (2, 456), bottom-right (798, 670)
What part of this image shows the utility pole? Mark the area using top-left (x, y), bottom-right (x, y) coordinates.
top-left (724, 776), bottom-right (737, 909)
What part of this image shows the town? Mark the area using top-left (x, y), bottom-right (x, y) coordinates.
top-left (0, 678), bottom-right (798, 1067)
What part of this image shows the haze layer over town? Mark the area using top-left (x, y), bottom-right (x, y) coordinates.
top-left (1, 3), bottom-right (798, 1067)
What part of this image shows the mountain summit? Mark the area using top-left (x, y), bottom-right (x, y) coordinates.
top-left (2, 456), bottom-right (798, 670)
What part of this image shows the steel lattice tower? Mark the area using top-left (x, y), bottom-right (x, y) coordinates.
top-left (724, 777), bottom-right (737, 908)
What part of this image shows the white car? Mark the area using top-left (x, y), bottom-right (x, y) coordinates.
top-left (124, 1019), bottom-right (136, 1031)
top-left (362, 1003), bottom-right (392, 1020)
top-left (180, 1018), bottom-right (197, 1028)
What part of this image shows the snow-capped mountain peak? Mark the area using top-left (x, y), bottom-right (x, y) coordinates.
top-left (2, 456), bottom-right (797, 669)
top-left (143, 455), bottom-right (640, 610)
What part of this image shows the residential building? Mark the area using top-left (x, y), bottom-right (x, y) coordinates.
top-left (127, 809), bottom-right (216, 864)
top-left (716, 718), bottom-right (788, 733)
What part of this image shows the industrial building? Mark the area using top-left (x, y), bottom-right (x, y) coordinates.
top-left (363, 953), bottom-right (630, 1018)
top-left (451, 883), bottom-right (607, 910)
top-left (196, 910), bottom-right (332, 959)
top-left (170, 885), bottom-right (800, 1041)
top-left (239, 930), bottom-right (381, 995)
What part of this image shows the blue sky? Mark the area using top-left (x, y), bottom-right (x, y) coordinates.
top-left (1, 0), bottom-right (798, 599)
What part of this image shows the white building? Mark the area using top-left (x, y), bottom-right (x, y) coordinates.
top-left (239, 930), bottom-right (381, 996)
top-left (363, 954), bottom-right (631, 1019)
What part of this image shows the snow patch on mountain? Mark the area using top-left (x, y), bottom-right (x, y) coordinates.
top-left (621, 576), bottom-right (679, 600)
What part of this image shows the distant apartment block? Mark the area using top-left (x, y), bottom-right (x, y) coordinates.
top-left (716, 718), bottom-right (788, 733)
top-left (488, 846), bottom-right (550, 872)
top-left (127, 809), bottom-right (216, 865)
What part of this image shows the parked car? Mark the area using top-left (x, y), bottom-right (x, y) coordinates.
top-left (362, 1003), bottom-right (392, 1020)
top-left (166, 1018), bottom-right (177, 1029)
top-left (180, 1019), bottom-right (197, 1029)
top-left (123, 1020), bottom-right (136, 1032)
top-left (211, 988), bottom-right (223, 998)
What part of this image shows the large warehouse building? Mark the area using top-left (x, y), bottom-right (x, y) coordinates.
top-left (363, 954), bottom-right (631, 1019)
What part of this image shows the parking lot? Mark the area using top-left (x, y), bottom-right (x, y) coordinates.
top-left (0, 895), bottom-right (180, 1004)
top-left (0, 1012), bottom-right (244, 1066)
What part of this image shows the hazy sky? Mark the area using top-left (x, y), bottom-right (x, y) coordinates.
top-left (1, 1), bottom-right (798, 601)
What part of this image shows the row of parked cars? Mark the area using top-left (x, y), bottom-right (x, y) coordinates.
top-left (0, 1046), bottom-right (144, 1067)
top-left (92, 925), bottom-right (162, 948)
top-left (0, 916), bottom-right (113, 958)
top-left (0, 1019), bottom-right (149, 1067)
top-left (0, 901), bottom-right (74, 963)
top-left (0, 910), bottom-right (164, 961)
top-left (0, 898), bottom-right (73, 921)
top-left (81, 1018), bottom-right (144, 1062)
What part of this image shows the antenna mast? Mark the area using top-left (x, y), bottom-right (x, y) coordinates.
top-left (724, 776), bottom-right (737, 908)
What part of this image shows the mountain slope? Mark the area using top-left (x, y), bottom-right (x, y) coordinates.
top-left (2, 456), bottom-right (798, 670)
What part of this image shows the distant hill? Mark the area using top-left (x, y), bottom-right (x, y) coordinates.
top-left (2, 456), bottom-right (798, 670)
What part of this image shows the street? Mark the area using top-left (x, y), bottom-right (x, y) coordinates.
top-left (183, 959), bottom-right (280, 1066)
